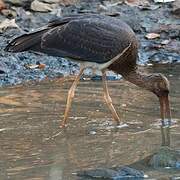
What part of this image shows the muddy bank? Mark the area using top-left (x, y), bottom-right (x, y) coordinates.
top-left (0, 0), bottom-right (180, 86)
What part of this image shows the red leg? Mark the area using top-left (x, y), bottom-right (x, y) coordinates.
top-left (102, 70), bottom-right (121, 125)
top-left (61, 67), bottom-right (85, 128)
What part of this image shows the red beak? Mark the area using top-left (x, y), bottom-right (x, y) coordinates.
top-left (159, 94), bottom-right (171, 146)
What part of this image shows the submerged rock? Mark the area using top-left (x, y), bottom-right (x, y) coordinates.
top-left (148, 146), bottom-right (180, 168)
top-left (77, 166), bottom-right (144, 179)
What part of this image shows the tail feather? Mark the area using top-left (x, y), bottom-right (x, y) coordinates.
top-left (5, 29), bottom-right (48, 53)
top-left (5, 16), bottom-right (78, 53)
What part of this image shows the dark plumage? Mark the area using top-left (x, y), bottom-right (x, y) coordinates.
top-left (5, 14), bottom-right (172, 146)
top-left (5, 14), bottom-right (137, 68)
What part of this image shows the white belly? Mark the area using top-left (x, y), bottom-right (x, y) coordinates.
top-left (79, 42), bottom-right (132, 71)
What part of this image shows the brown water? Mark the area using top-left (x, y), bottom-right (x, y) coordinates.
top-left (0, 64), bottom-right (180, 180)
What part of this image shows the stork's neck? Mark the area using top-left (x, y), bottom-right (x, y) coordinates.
top-left (121, 70), bottom-right (154, 91)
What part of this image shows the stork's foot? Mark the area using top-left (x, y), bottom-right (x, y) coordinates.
top-left (60, 124), bottom-right (67, 129)
top-left (116, 122), bottom-right (129, 129)
top-left (114, 119), bottom-right (120, 126)
top-left (60, 121), bottom-right (68, 128)
top-left (148, 146), bottom-right (180, 169)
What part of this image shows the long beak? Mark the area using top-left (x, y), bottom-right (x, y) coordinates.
top-left (159, 94), bottom-right (171, 126)
top-left (159, 94), bottom-right (171, 146)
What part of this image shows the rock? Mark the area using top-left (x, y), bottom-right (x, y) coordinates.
top-left (24, 63), bottom-right (46, 70)
top-left (50, 0), bottom-right (77, 6)
top-left (5, 0), bottom-right (22, 5)
top-left (172, 0), bottom-right (180, 16)
top-left (114, 166), bottom-right (144, 177)
top-left (31, 0), bottom-right (58, 12)
top-left (149, 51), bottom-right (180, 63)
top-left (0, 62), bottom-right (9, 74)
top-left (77, 166), bottom-right (144, 179)
top-left (77, 168), bottom-right (119, 179)
top-left (171, 177), bottom-right (180, 180)
top-left (43, 0), bottom-right (60, 3)
top-left (145, 33), bottom-right (160, 39)
top-left (97, 2), bottom-right (123, 19)
top-left (0, 19), bottom-right (20, 32)
top-left (148, 146), bottom-right (180, 168)
top-left (161, 39), bottom-right (170, 45)
top-left (1, 9), bottom-right (17, 17)
top-left (4, 0), bottom-right (33, 8)
top-left (121, 16), bottom-right (142, 33)
top-left (125, 0), bottom-right (150, 7)
top-left (138, 4), bottom-right (160, 10)
top-left (154, 0), bottom-right (175, 3)
top-left (165, 40), bottom-right (180, 53)
top-left (36, 0), bottom-right (77, 6)
top-left (152, 24), bottom-right (180, 39)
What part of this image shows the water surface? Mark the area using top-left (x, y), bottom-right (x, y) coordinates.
top-left (0, 64), bottom-right (180, 179)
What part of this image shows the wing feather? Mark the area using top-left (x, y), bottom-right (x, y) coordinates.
top-left (41, 19), bottom-right (132, 63)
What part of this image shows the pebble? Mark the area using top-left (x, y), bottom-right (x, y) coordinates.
top-left (1, 9), bottom-right (17, 18)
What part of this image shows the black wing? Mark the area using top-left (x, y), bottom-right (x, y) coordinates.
top-left (41, 18), bottom-right (133, 64)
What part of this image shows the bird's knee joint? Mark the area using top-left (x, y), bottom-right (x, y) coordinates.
top-left (104, 95), bottom-right (112, 104)
top-left (106, 100), bottom-right (113, 105)
top-left (68, 89), bottom-right (75, 98)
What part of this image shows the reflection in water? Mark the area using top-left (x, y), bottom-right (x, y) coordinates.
top-left (0, 64), bottom-right (180, 179)
top-left (161, 126), bottom-right (170, 147)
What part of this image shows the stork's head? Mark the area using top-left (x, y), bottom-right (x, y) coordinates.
top-left (150, 73), bottom-right (170, 97)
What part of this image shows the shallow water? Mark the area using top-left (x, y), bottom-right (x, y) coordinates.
top-left (0, 64), bottom-right (180, 180)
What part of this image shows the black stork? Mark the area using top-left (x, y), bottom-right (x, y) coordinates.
top-left (5, 14), bottom-right (171, 146)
